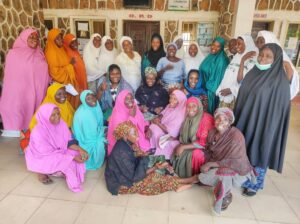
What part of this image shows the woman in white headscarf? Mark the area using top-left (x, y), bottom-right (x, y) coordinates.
top-left (83, 33), bottom-right (102, 93)
top-left (115, 36), bottom-right (142, 91)
top-left (256, 30), bottom-right (299, 99)
top-left (216, 34), bottom-right (258, 109)
top-left (173, 35), bottom-right (185, 59)
top-left (184, 42), bottom-right (205, 75)
top-left (98, 35), bottom-right (118, 77)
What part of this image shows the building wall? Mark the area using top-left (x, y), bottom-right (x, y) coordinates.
top-left (0, 0), bottom-right (45, 81)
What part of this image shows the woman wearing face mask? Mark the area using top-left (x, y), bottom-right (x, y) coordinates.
top-left (171, 97), bottom-right (214, 178)
top-left (183, 69), bottom-right (208, 111)
top-left (179, 108), bottom-right (255, 214)
top-left (115, 36), bottom-right (142, 92)
top-left (83, 34), bottom-right (102, 93)
top-left (0, 28), bottom-right (50, 137)
top-left (184, 42), bottom-right (205, 75)
top-left (148, 90), bottom-right (187, 159)
top-left (45, 29), bottom-right (80, 108)
top-left (234, 43), bottom-right (291, 197)
top-left (107, 90), bottom-right (151, 155)
top-left (135, 67), bottom-right (169, 121)
top-left (72, 90), bottom-right (106, 170)
top-left (105, 121), bottom-right (192, 195)
top-left (97, 64), bottom-right (133, 121)
top-left (199, 37), bottom-right (229, 114)
top-left (63, 34), bottom-right (88, 91)
top-left (25, 103), bottom-right (87, 191)
top-left (256, 30), bottom-right (299, 99)
top-left (141, 33), bottom-right (166, 80)
top-left (216, 35), bottom-right (258, 110)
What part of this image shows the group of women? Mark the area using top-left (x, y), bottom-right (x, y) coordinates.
top-left (0, 27), bottom-right (298, 214)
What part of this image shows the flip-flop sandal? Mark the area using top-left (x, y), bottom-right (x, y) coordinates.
top-left (221, 193), bottom-right (233, 211)
top-left (242, 188), bottom-right (257, 197)
top-left (39, 177), bottom-right (53, 185)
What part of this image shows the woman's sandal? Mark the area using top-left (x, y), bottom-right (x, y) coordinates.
top-left (242, 188), bottom-right (257, 197)
top-left (221, 192), bottom-right (233, 211)
top-left (38, 175), bottom-right (53, 185)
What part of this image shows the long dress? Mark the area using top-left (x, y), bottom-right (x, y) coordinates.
top-left (0, 28), bottom-right (50, 135)
top-left (72, 90), bottom-right (106, 170)
top-left (107, 90), bottom-right (151, 155)
top-left (149, 90), bottom-right (187, 160)
top-left (216, 35), bottom-right (258, 109)
top-left (105, 139), bottom-right (178, 196)
top-left (25, 104), bottom-right (85, 192)
top-left (198, 127), bottom-right (255, 214)
top-left (199, 37), bottom-right (229, 114)
top-left (63, 33), bottom-right (88, 91)
top-left (234, 43), bottom-right (291, 191)
top-left (257, 30), bottom-right (299, 99)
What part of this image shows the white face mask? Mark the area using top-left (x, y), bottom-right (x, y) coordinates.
top-left (255, 61), bottom-right (272, 71)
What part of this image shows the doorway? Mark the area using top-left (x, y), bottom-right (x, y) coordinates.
top-left (124, 21), bottom-right (160, 56)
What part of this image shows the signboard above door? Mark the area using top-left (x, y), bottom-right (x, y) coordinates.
top-left (168, 0), bottom-right (189, 11)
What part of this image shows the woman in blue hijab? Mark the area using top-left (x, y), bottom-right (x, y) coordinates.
top-left (72, 90), bottom-right (106, 170)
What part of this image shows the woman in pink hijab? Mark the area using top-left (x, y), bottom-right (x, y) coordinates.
top-left (107, 90), bottom-right (151, 155)
top-left (0, 28), bottom-right (50, 137)
top-left (25, 103), bottom-right (87, 192)
top-left (148, 90), bottom-right (187, 160)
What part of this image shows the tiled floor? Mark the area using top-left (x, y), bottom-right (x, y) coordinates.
top-left (0, 104), bottom-right (299, 224)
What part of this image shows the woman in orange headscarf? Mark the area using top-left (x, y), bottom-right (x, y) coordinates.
top-left (63, 34), bottom-right (88, 91)
top-left (45, 29), bottom-right (80, 108)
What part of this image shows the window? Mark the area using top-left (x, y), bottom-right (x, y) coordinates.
top-left (44, 18), bottom-right (55, 38)
top-left (284, 23), bottom-right (300, 68)
top-left (251, 21), bottom-right (274, 39)
top-left (124, 0), bottom-right (151, 8)
top-left (181, 22), bottom-right (215, 52)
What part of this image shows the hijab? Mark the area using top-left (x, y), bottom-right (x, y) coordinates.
top-left (145, 33), bottom-right (166, 67)
top-left (180, 97), bottom-right (204, 144)
top-left (119, 36), bottom-right (133, 50)
top-left (63, 33), bottom-right (88, 91)
top-left (83, 33), bottom-right (102, 81)
top-left (184, 42), bottom-right (205, 74)
top-left (29, 83), bottom-right (74, 130)
top-left (98, 35), bottom-right (118, 77)
top-left (184, 69), bottom-right (207, 98)
top-left (173, 35), bottom-right (185, 59)
top-left (257, 30), bottom-right (299, 99)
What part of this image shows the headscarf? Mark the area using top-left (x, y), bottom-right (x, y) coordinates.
top-left (72, 90), bottom-right (106, 170)
top-left (180, 97), bottom-right (204, 143)
top-left (119, 36), bottom-right (133, 50)
top-left (184, 42), bottom-right (205, 74)
top-left (234, 43), bottom-right (291, 172)
top-left (29, 83), bottom-right (74, 130)
top-left (145, 33), bottom-right (166, 67)
top-left (107, 90), bottom-right (150, 155)
top-left (83, 33), bottom-right (102, 82)
top-left (45, 29), bottom-right (80, 108)
top-left (257, 30), bottom-right (299, 99)
top-left (216, 34), bottom-right (258, 103)
top-left (214, 107), bottom-right (235, 124)
top-left (160, 90), bottom-right (187, 137)
top-left (173, 35), bottom-right (185, 59)
top-left (166, 42), bottom-right (178, 51)
top-left (63, 33), bottom-right (88, 91)
top-left (199, 36), bottom-right (229, 113)
top-left (98, 35), bottom-right (118, 77)
top-left (144, 66), bottom-right (157, 78)
top-left (0, 28), bottom-right (50, 130)
top-left (184, 69), bottom-right (207, 98)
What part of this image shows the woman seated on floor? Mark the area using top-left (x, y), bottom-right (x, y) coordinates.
top-left (107, 90), bottom-right (151, 155)
top-left (180, 107), bottom-right (256, 214)
top-left (105, 121), bottom-right (192, 195)
top-left (183, 69), bottom-right (208, 112)
top-left (148, 90), bottom-right (186, 160)
top-left (24, 104), bottom-right (88, 192)
top-left (135, 67), bottom-right (169, 121)
top-left (72, 90), bottom-right (106, 170)
top-left (97, 64), bottom-right (133, 121)
top-left (171, 97), bottom-right (214, 178)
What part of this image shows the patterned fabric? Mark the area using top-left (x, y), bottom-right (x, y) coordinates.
top-left (119, 172), bottom-right (179, 195)
top-left (199, 95), bottom-right (208, 112)
top-left (214, 107), bottom-right (235, 124)
top-left (242, 167), bottom-right (266, 192)
top-left (219, 99), bottom-right (236, 111)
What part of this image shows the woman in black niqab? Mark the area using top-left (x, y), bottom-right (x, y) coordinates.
top-left (234, 43), bottom-right (291, 196)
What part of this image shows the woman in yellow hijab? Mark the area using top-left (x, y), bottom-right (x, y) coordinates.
top-left (29, 83), bottom-right (74, 131)
top-left (45, 29), bottom-right (80, 108)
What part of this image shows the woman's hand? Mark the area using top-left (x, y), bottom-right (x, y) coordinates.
top-left (174, 144), bottom-right (185, 156)
top-left (164, 64), bottom-right (174, 71)
top-left (100, 80), bottom-right (107, 91)
top-left (140, 105), bottom-right (149, 113)
top-left (129, 106), bottom-right (136, 117)
top-left (78, 148), bottom-right (89, 161)
top-left (220, 88), bottom-right (232, 96)
top-left (152, 117), bottom-right (161, 125)
top-left (200, 162), bottom-right (218, 173)
top-left (241, 51), bottom-right (256, 63)
top-left (70, 57), bottom-right (76, 65)
top-left (155, 162), bottom-right (169, 170)
top-left (154, 107), bottom-right (163, 115)
top-left (145, 128), bottom-right (152, 139)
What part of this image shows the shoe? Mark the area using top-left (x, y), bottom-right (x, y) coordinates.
top-left (242, 188), bottom-right (256, 197)
top-left (221, 192), bottom-right (233, 211)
